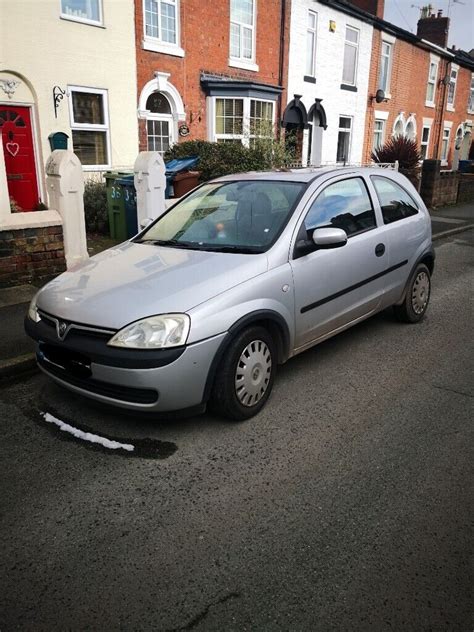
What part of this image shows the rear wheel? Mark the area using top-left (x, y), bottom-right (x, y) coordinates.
top-left (210, 326), bottom-right (276, 421)
top-left (394, 263), bottom-right (431, 323)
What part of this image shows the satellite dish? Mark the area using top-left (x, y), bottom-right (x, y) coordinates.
top-left (375, 89), bottom-right (386, 103)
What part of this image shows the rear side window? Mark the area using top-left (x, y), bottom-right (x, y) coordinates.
top-left (304, 177), bottom-right (376, 237)
top-left (371, 176), bottom-right (419, 224)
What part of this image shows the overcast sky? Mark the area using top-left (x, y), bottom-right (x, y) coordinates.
top-left (383, 0), bottom-right (473, 51)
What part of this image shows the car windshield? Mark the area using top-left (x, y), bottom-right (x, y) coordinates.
top-left (135, 180), bottom-right (305, 253)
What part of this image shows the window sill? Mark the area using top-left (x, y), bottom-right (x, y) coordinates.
top-left (60, 15), bottom-right (105, 28)
top-left (228, 59), bottom-right (259, 72)
top-left (425, 101), bottom-right (435, 108)
top-left (142, 38), bottom-right (185, 57)
top-left (446, 104), bottom-right (455, 112)
top-left (441, 160), bottom-right (449, 167)
top-left (340, 83), bottom-right (357, 92)
top-left (304, 75), bottom-right (316, 84)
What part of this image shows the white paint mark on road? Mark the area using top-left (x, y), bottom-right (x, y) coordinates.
top-left (41, 412), bottom-right (135, 452)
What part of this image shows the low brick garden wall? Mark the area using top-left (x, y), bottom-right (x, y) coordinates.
top-left (457, 173), bottom-right (474, 204)
top-left (0, 224), bottom-right (66, 288)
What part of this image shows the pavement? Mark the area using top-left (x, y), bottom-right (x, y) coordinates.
top-left (0, 200), bottom-right (472, 381)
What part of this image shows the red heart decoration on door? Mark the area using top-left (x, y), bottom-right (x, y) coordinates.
top-left (6, 142), bottom-right (19, 157)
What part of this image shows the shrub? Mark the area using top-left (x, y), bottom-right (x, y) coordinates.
top-left (83, 180), bottom-right (109, 234)
top-left (164, 136), bottom-right (293, 182)
top-left (372, 136), bottom-right (421, 187)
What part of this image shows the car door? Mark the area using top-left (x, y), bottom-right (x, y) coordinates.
top-left (290, 175), bottom-right (387, 351)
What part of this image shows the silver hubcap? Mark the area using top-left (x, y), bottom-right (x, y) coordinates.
top-left (412, 271), bottom-right (430, 315)
top-left (235, 340), bottom-right (272, 407)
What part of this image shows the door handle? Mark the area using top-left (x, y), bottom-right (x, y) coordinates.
top-left (375, 243), bottom-right (385, 257)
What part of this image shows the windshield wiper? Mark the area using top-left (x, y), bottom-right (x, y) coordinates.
top-left (204, 245), bottom-right (263, 254)
top-left (135, 238), bottom-right (200, 250)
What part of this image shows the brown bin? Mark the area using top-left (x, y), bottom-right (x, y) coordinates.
top-left (173, 171), bottom-right (200, 197)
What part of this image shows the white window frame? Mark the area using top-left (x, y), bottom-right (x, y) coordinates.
top-left (342, 25), bottom-right (359, 87)
top-left (468, 73), bottom-right (474, 114)
top-left (208, 96), bottom-right (274, 146)
top-left (446, 64), bottom-right (459, 111)
top-left (336, 115), bottom-right (353, 163)
top-left (68, 85), bottom-right (111, 170)
top-left (306, 10), bottom-right (318, 78)
top-left (60, 0), bottom-right (103, 26)
top-left (392, 113), bottom-right (405, 138)
top-left (420, 124), bottom-right (431, 160)
top-left (229, 0), bottom-right (258, 72)
top-left (373, 119), bottom-right (385, 152)
top-left (379, 40), bottom-right (393, 97)
top-left (142, 0), bottom-right (184, 57)
top-left (145, 93), bottom-right (175, 155)
top-left (441, 126), bottom-right (451, 165)
top-left (425, 56), bottom-right (439, 107)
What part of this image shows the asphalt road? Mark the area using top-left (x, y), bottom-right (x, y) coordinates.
top-left (1, 231), bottom-right (472, 631)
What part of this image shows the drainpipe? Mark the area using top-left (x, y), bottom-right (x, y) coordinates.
top-left (277, 0), bottom-right (286, 140)
top-left (433, 59), bottom-right (449, 161)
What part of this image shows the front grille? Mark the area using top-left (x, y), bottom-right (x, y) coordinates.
top-left (38, 356), bottom-right (159, 405)
top-left (38, 310), bottom-right (115, 342)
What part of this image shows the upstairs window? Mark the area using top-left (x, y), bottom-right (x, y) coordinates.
top-left (379, 41), bottom-right (392, 94)
top-left (145, 0), bottom-right (178, 44)
top-left (230, 0), bottom-right (255, 62)
top-left (426, 60), bottom-right (438, 106)
top-left (447, 66), bottom-right (458, 109)
top-left (306, 10), bottom-right (318, 78)
top-left (61, 0), bottom-right (102, 24)
top-left (69, 87), bottom-right (109, 168)
top-left (469, 74), bottom-right (474, 113)
top-left (342, 26), bottom-right (359, 86)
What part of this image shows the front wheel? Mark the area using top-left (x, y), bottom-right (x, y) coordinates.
top-left (210, 326), bottom-right (276, 421)
top-left (394, 263), bottom-right (431, 323)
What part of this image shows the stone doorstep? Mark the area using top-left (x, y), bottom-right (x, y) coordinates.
top-left (0, 210), bottom-right (62, 231)
top-left (0, 284), bottom-right (38, 308)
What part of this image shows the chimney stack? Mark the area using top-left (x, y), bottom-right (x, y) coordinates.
top-left (417, 8), bottom-right (450, 48)
top-left (344, 0), bottom-right (385, 19)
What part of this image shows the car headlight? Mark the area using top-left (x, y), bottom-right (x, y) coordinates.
top-left (28, 293), bottom-right (41, 323)
top-left (108, 314), bottom-right (190, 349)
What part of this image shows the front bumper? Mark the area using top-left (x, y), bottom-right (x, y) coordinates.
top-left (26, 316), bottom-right (225, 412)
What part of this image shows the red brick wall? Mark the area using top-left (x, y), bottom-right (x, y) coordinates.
top-left (363, 30), bottom-right (472, 168)
top-left (0, 225), bottom-right (66, 288)
top-left (135, 0), bottom-right (289, 150)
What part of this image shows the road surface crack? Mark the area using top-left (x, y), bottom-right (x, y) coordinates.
top-left (432, 384), bottom-right (473, 398)
top-left (166, 591), bottom-right (241, 631)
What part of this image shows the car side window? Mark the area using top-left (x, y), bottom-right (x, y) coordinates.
top-left (371, 176), bottom-right (419, 224)
top-left (304, 177), bottom-right (376, 237)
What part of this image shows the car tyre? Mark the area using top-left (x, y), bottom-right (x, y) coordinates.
top-left (394, 263), bottom-right (431, 323)
top-left (210, 326), bottom-right (277, 421)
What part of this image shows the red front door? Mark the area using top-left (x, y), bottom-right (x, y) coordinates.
top-left (0, 106), bottom-right (39, 211)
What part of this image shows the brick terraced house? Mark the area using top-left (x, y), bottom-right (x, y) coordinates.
top-left (135, 0), bottom-right (291, 153)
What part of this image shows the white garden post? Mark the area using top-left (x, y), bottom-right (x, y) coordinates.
top-left (134, 151), bottom-right (167, 226)
top-left (45, 150), bottom-right (88, 268)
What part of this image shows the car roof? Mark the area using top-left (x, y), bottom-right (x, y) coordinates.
top-left (213, 166), bottom-right (398, 184)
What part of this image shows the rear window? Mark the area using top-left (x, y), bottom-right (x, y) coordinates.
top-left (371, 176), bottom-right (419, 224)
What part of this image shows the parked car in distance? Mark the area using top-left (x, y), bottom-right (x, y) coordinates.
top-left (26, 167), bottom-right (434, 420)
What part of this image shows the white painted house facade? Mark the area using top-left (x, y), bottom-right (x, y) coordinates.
top-left (0, 0), bottom-right (138, 216)
top-left (284, 0), bottom-right (373, 166)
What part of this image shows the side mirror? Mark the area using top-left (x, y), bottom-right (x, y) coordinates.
top-left (312, 227), bottom-right (347, 248)
top-left (140, 217), bottom-right (153, 230)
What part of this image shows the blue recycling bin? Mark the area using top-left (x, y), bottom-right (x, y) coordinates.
top-left (118, 175), bottom-right (138, 238)
top-left (164, 156), bottom-right (199, 198)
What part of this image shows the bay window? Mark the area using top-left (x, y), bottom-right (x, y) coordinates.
top-left (213, 97), bottom-right (274, 145)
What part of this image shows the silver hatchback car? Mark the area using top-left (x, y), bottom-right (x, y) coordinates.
top-left (26, 167), bottom-right (433, 420)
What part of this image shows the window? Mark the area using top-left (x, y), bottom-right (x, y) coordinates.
top-left (373, 119), bottom-right (385, 151)
top-left (372, 176), bottom-right (419, 224)
top-left (306, 11), bottom-right (317, 78)
top-left (213, 97), bottom-right (273, 145)
top-left (441, 127), bottom-right (450, 162)
top-left (61, 0), bottom-right (102, 24)
top-left (420, 125), bottom-right (431, 160)
top-left (425, 60), bottom-right (438, 105)
top-left (379, 41), bottom-right (392, 94)
top-left (145, 0), bottom-right (177, 43)
top-left (69, 87), bottom-right (109, 168)
top-left (405, 119), bottom-right (416, 141)
top-left (304, 178), bottom-right (376, 237)
top-left (342, 26), bottom-right (359, 86)
top-left (230, 0), bottom-right (255, 63)
top-left (447, 66), bottom-right (458, 109)
top-left (393, 117), bottom-right (404, 138)
top-left (336, 116), bottom-right (352, 163)
top-left (469, 74), bottom-right (474, 113)
top-left (145, 92), bottom-right (173, 154)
